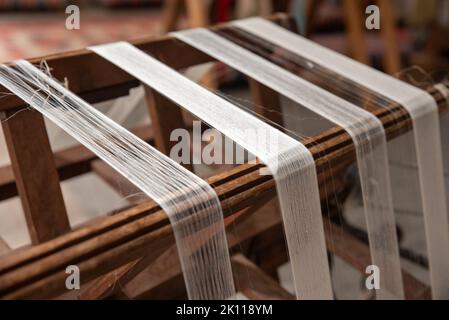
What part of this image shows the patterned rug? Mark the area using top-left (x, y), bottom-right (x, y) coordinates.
top-left (0, 10), bottom-right (164, 62)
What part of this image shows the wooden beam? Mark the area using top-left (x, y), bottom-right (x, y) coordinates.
top-left (161, 0), bottom-right (184, 33)
top-left (124, 198), bottom-right (283, 300)
top-left (0, 84), bottom-right (445, 299)
top-left (186, 0), bottom-right (209, 28)
top-left (80, 196), bottom-right (274, 300)
top-left (184, 0), bottom-right (217, 90)
top-left (342, 0), bottom-right (370, 64)
top-left (1, 109), bottom-right (69, 244)
top-left (144, 87), bottom-right (191, 168)
top-left (126, 178), bottom-right (337, 299)
top-left (231, 254), bottom-right (294, 300)
top-left (377, 0), bottom-right (401, 74)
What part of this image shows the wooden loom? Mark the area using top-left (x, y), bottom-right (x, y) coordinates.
top-left (0, 13), bottom-right (447, 300)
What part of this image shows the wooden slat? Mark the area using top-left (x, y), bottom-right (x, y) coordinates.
top-left (144, 87), bottom-right (191, 164)
top-left (80, 195), bottom-right (273, 300)
top-left (161, 0), bottom-right (184, 33)
top-left (305, 0), bottom-right (324, 37)
top-left (184, 0), bottom-right (217, 90)
top-left (0, 85), bottom-right (446, 299)
top-left (0, 171), bottom-right (423, 299)
top-left (342, 0), bottom-right (370, 64)
top-left (377, 0), bottom-right (401, 74)
top-left (1, 109), bottom-right (69, 244)
top-left (231, 254), bottom-right (294, 300)
top-left (121, 198), bottom-right (282, 299)
top-left (85, 200), bottom-right (427, 300)
top-left (186, 0), bottom-right (209, 28)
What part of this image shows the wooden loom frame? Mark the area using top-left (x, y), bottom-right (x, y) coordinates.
top-left (0, 13), bottom-right (447, 300)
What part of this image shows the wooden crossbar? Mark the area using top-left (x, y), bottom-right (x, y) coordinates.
top-left (0, 84), bottom-right (446, 299)
top-left (0, 13), bottom-right (446, 300)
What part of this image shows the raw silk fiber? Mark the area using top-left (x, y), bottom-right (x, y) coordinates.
top-left (0, 60), bottom-right (235, 300)
top-left (173, 27), bottom-right (403, 299)
top-left (233, 17), bottom-right (449, 299)
top-left (90, 42), bottom-right (333, 299)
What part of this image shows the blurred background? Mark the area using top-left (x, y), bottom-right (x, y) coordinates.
top-left (0, 0), bottom-right (448, 79)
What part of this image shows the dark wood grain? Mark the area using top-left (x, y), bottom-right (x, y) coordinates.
top-left (1, 109), bottom-right (69, 244)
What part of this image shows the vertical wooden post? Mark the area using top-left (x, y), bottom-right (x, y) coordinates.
top-left (185, 0), bottom-right (217, 90)
top-left (1, 109), bottom-right (70, 244)
top-left (342, 0), bottom-right (370, 64)
top-left (161, 0), bottom-right (216, 89)
top-left (305, 0), bottom-right (324, 37)
top-left (144, 87), bottom-right (193, 171)
top-left (161, 0), bottom-right (184, 33)
top-left (308, 0), bottom-right (400, 74)
top-left (249, 79), bottom-right (284, 127)
top-left (162, 0), bottom-right (209, 32)
top-left (377, 0), bottom-right (401, 74)
top-left (185, 0), bottom-right (210, 27)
